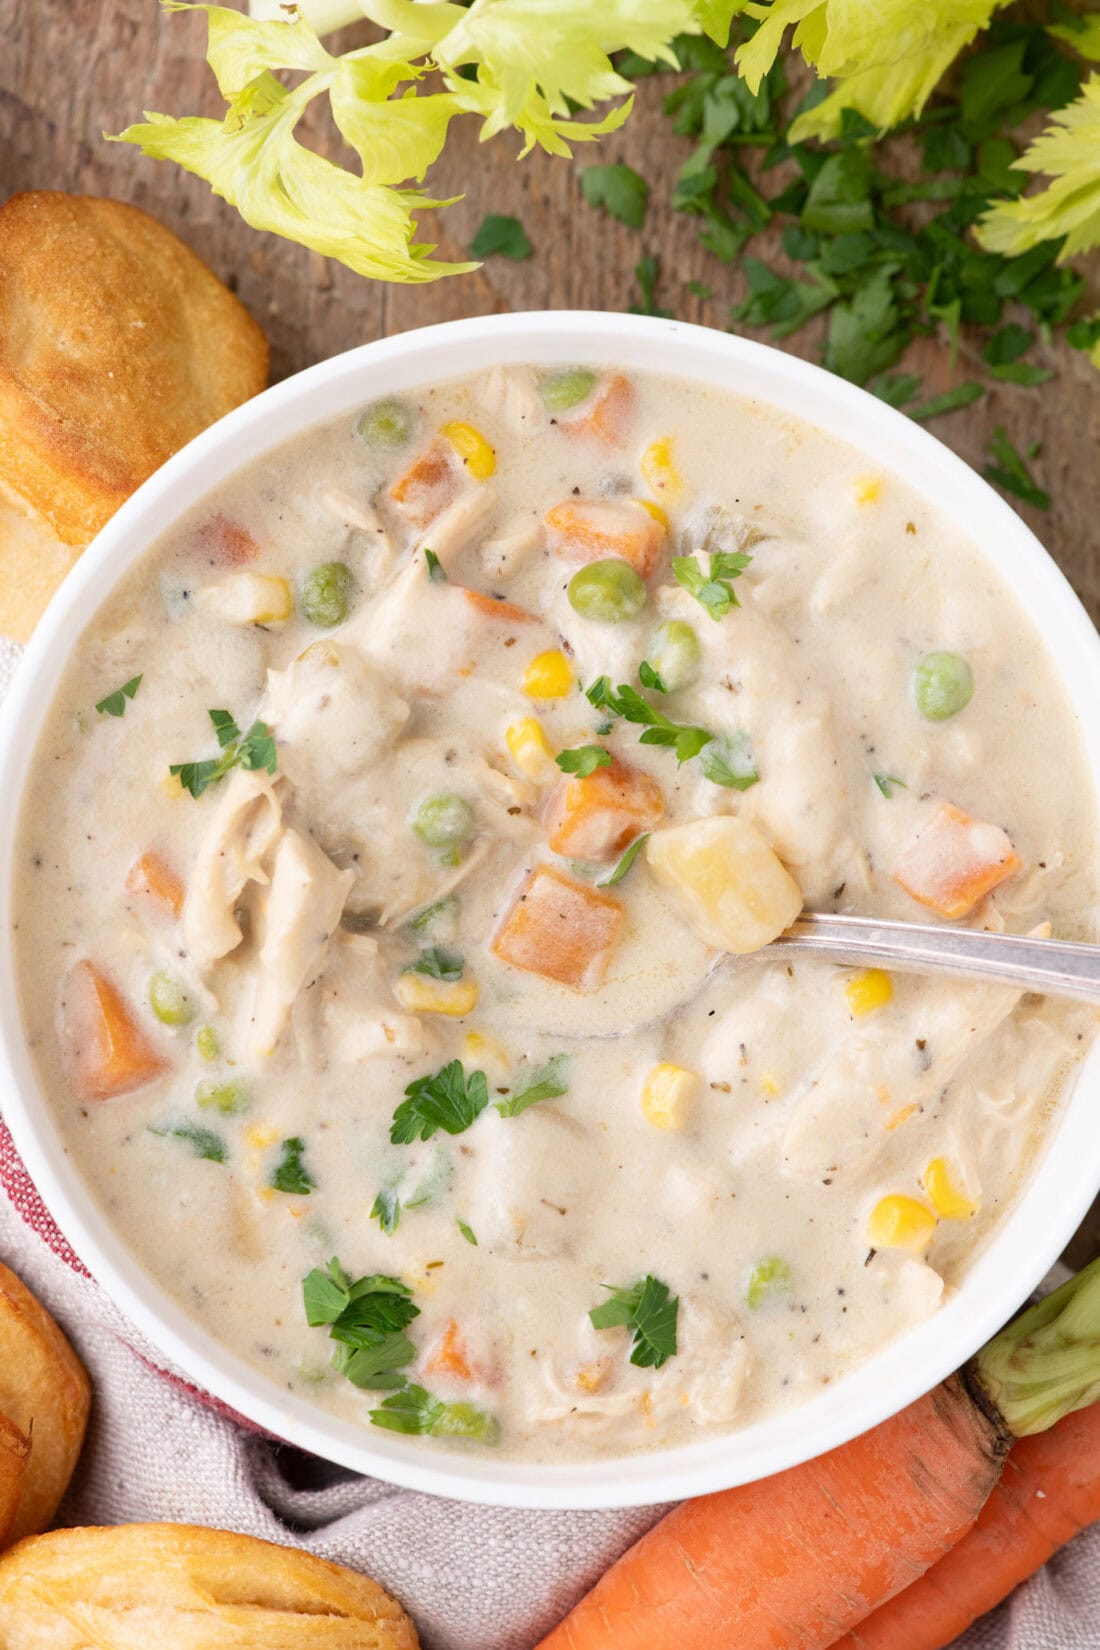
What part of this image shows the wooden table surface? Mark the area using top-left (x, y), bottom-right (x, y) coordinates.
top-left (3, 0), bottom-right (1099, 1256)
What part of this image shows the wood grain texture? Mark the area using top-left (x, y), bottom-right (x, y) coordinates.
top-left (1, 0), bottom-right (1098, 1259)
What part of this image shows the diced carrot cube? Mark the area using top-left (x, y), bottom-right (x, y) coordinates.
top-left (545, 758), bottom-right (664, 862)
top-left (389, 439), bottom-right (460, 527)
top-left (557, 374), bottom-right (635, 446)
top-left (461, 588), bottom-right (537, 625)
top-left (491, 866), bottom-right (623, 990)
top-left (126, 852), bottom-right (184, 918)
top-left (62, 961), bottom-right (167, 1101)
top-left (424, 1320), bottom-right (474, 1381)
top-left (196, 515), bottom-right (259, 565)
top-left (545, 498), bottom-right (665, 578)
top-left (893, 803), bottom-right (1022, 920)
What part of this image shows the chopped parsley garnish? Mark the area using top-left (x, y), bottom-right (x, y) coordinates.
top-left (149, 1123), bottom-right (226, 1163)
top-left (495, 1055), bottom-right (570, 1119)
top-left (587, 681), bottom-right (712, 765)
top-left (873, 772), bottom-right (908, 798)
top-left (370, 1186), bottom-right (400, 1236)
top-left (470, 213), bottom-right (532, 260)
top-left (698, 731), bottom-right (759, 792)
top-left (302, 1260), bottom-right (419, 1391)
top-left (270, 1136), bottom-right (315, 1195)
top-left (169, 709), bottom-right (277, 799)
top-left (589, 1274), bottom-right (679, 1369)
top-left (983, 426), bottom-right (1052, 511)
top-left (580, 162), bottom-right (648, 230)
top-left (672, 550), bottom-right (753, 621)
top-left (408, 896), bottom-right (456, 934)
top-left (402, 947), bottom-right (464, 982)
top-left (390, 1060), bottom-right (489, 1145)
top-left (598, 834), bottom-right (650, 887)
top-left (423, 547), bottom-right (446, 582)
top-left (95, 675), bottom-right (142, 718)
top-left (370, 1383), bottom-right (498, 1442)
top-left (638, 660), bottom-right (667, 694)
top-left (456, 1218), bottom-right (478, 1246)
top-left (556, 745), bottom-right (612, 777)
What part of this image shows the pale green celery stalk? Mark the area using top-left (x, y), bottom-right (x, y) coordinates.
top-left (248, 0), bottom-right (365, 28)
top-left (972, 1256), bottom-right (1100, 1437)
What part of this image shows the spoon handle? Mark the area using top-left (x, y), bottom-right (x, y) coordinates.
top-left (774, 913), bottom-right (1100, 1005)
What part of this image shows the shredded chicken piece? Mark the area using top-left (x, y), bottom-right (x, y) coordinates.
top-left (182, 770), bottom-right (282, 971)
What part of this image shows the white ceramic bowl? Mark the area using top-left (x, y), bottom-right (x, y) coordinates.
top-left (2, 312), bottom-right (1099, 1510)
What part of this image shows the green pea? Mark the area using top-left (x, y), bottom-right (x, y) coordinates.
top-left (913, 651), bottom-right (973, 721)
top-left (195, 1024), bottom-right (219, 1061)
top-left (648, 620), bottom-right (701, 691)
top-left (413, 794), bottom-right (475, 850)
top-left (356, 397), bottom-right (414, 449)
top-left (567, 559), bottom-right (647, 624)
top-left (746, 1256), bottom-right (793, 1310)
top-left (195, 1077), bottom-right (249, 1115)
top-left (149, 971), bottom-right (194, 1027)
top-left (540, 368), bottom-right (597, 414)
top-left (300, 562), bottom-right (354, 628)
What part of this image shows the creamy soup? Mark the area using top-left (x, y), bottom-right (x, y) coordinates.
top-left (12, 364), bottom-right (1100, 1461)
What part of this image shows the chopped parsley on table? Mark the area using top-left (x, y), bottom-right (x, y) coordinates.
top-left (169, 709), bottom-right (277, 799)
top-left (590, 1275), bottom-right (680, 1369)
top-left (469, 213), bottom-right (532, 261)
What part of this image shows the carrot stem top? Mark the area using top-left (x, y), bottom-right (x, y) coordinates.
top-left (974, 1256), bottom-right (1100, 1437)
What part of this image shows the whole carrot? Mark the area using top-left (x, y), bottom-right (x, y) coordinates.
top-left (537, 1259), bottom-right (1100, 1650)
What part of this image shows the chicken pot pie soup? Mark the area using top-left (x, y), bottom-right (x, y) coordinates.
top-left (12, 365), bottom-right (1099, 1461)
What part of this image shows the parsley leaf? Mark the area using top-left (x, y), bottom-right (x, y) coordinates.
top-left (873, 772), bottom-right (907, 798)
top-left (581, 163), bottom-right (648, 229)
top-left (596, 682), bottom-right (714, 765)
top-left (629, 254), bottom-right (673, 318)
top-left (423, 547), bottom-right (446, 582)
top-left (402, 947), bottom-right (464, 982)
top-left (598, 834), bottom-right (650, 887)
top-left (495, 1055), bottom-right (570, 1119)
top-left (149, 1123), bottom-right (226, 1163)
top-left (672, 550), bottom-right (752, 620)
top-left (270, 1136), bottom-right (315, 1195)
top-left (170, 710), bottom-right (277, 799)
top-left (456, 1218), bottom-right (478, 1246)
top-left (208, 707), bottom-right (240, 748)
top-left (470, 213), bottom-right (532, 260)
top-left (638, 660), bottom-right (667, 694)
top-left (370, 1186), bottom-right (400, 1236)
top-left (908, 383), bottom-right (986, 422)
top-left (95, 675), bottom-right (143, 718)
top-left (302, 1261), bottom-right (419, 1391)
top-left (391, 1060), bottom-right (489, 1145)
top-left (983, 426), bottom-right (1051, 511)
top-left (589, 1274), bottom-right (679, 1369)
top-left (698, 731), bottom-right (758, 791)
top-left (556, 745), bottom-right (612, 777)
top-left (370, 1384), bottom-right (498, 1442)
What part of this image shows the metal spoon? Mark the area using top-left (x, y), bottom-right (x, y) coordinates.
top-left (774, 912), bottom-right (1100, 1004)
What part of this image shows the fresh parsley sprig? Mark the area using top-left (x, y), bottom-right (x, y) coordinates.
top-left (371, 1186), bottom-right (401, 1236)
top-left (585, 680), bottom-right (757, 790)
top-left (495, 1055), bottom-right (570, 1119)
top-left (672, 550), bottom-right (753, 620)
top-left (402, 947), bottom-right (464, 982)
top-left (598, 834), bottom-right (650, 887)
top-left (391, 1060), bottom-right (489, 1145)
top-left (369, 1383), bottom-right (498, 1442)
top-left (96, 675), bottom-right (142, 718)
top-left (169, 708), bottom-right (277, 800)
top-left (149, 1123), bottom-right (226, 1163)
top-left (302, 1260), bottom-right (420, 1391)
top-left (556, 746), bottom-right (613, 777)
top-left (589, 1274), bottom-right (680, 1369)
top-left (270, 1136), bottom-right (314, 1195)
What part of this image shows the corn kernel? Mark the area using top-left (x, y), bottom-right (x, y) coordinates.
top-left (523, 649), bottom-right (574, 700)
top-left (641, 1062), bottom-right (700, 1131)
top-left (760, 1071), bottom-right (780, 1098)
top-left (845, 968), bottom-right (894, 1016)
top-left (923, 1157), bottom-right (979, 1220)
top-left (867, 1194), bottom-right (937, 1251)
top-left (854, 476), bottom-right (883, 505)
top-left (395, 974), bottom-right (479, 1017)
top-left (884, 1103), bottom-right (917, 1132)
top-left (640, 437), bottom-right (684, 499)
top-left (506, 716), bottom-right (556, 782)
top-left (576, 1362), bottom-right (609, 1394)
top-left (464, 1030), bottom-right (510, 1069)
top-left (637, 498), bottom-right (669, 528)
top-left (203, 571), bottom-right (293, 625)
top-left (441, 420), bottom-right (496, 480)
top-left (245, 1125), bottom-right (278, 1151)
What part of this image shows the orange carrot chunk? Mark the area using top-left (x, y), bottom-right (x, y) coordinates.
top-left (196, 514), bottom-right (259, 564)
top-left (389, 439), bottom-right (460, 527)
top-left (491, 866), bottom-right (623, 991)
top-left (424, 1320), bottom-right (474, 1382)
top-left (545, 758), bottom-right (664, 863)
top-left (536, 1375), bottom-right (1008, 1650)
top-left (839, 1404), bottom-right (1100, 1650)
top-left (557, 373), bottom-right (635, 446)
top-left (126, 852), bottom-right (184, 918)
top-left (461, 588), bottom-right (538, 625)
top-left (545, 498), bottom-right (666, 579)
top-left (893, 803), bottom-right (1021, 919)
top-left (63, 961), bottom-right (167, 1102)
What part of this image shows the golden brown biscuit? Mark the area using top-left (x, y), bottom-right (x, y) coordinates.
top-left (0, 493), bottom-right (80, 643)
top-left (0, 1261), bottom-right (91, 1542)
top-left (0, 1523), bottom-right (421, 1646)
top-left (0, 189), bottom-right (268, 550)
top-left (0, 1415), bottom-right (29, 1553)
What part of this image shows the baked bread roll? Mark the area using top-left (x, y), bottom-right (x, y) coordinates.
top-left (0, 1523), bottom-right (421, 1647)
top-left (0, 1261), bottom-right (91, 1541)
top-left (0, 1414), bottom-right (29, 1552)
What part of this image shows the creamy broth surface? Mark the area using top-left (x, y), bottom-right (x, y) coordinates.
top-left (13, 365), bottom-right (1100, 1460)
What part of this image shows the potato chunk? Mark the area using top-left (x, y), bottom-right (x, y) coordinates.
top-left (893, 802), bottom-right (1021, 919)
top-left (491, 865), bottom-right (623, 989)
top-left (645, 816), bottom-right (802, 954)
top-left (545, 757), bottom-right (664, 863)
top-left (545, 497), bottom-right (665, 578)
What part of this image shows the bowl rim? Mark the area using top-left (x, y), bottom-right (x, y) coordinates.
top-left (2, 309), bottom-right (1099, 1510)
